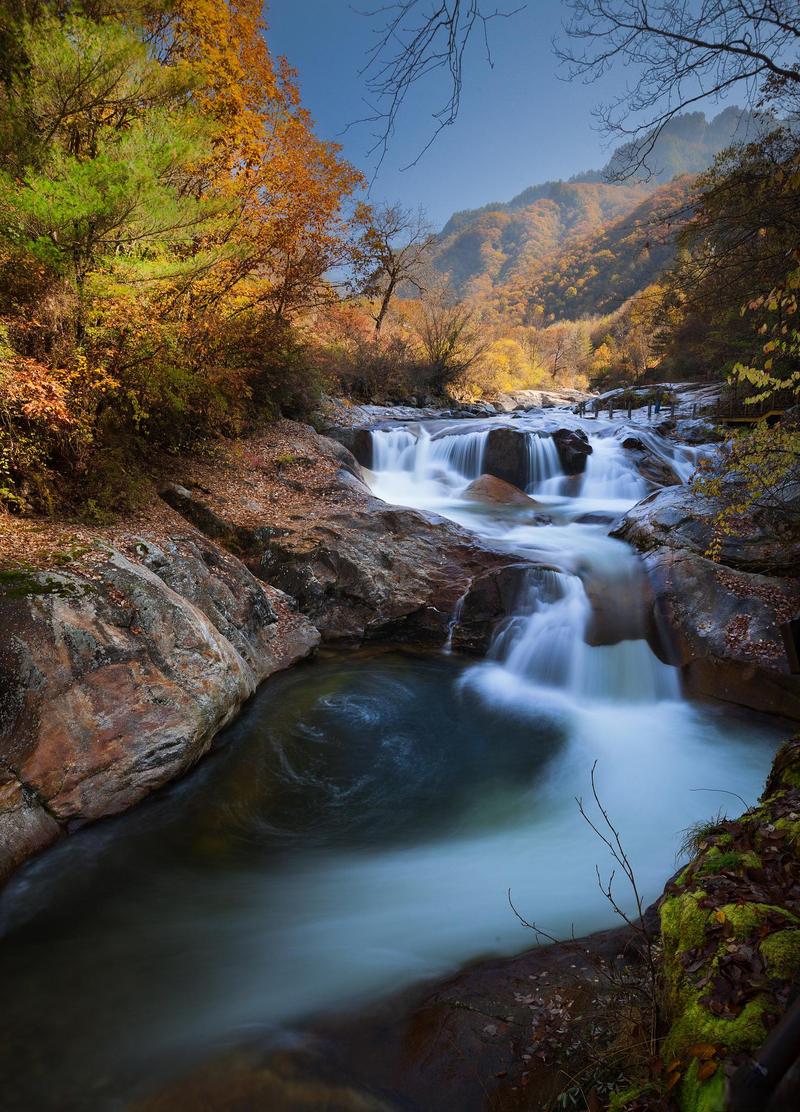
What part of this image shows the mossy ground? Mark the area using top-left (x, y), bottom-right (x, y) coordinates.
top-left (610, 735), bottom-right (800, 1112)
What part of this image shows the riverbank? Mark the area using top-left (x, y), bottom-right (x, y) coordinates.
top-left (0, 419), bottom-right (525, 880)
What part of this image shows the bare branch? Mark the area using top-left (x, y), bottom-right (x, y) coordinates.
top-left (356, 1), bottom-right (525, 169)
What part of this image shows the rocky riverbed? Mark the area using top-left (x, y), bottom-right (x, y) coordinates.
top-left (1, 405), bottom-right (799, 1112)
top-left (0, 420), bottom-right (532, 879)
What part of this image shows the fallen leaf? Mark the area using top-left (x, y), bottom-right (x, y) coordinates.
top-left (689, 1043), bottom-right (717, 1060)
top-left (666, 1070), bottom-right (682, 1090)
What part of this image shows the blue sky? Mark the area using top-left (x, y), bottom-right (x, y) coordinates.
top-left (266, 1), bottom-right (641, 228)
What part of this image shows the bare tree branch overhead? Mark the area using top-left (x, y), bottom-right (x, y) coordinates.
top-left (357, 1), bottom-right (524, 169)
top-left (556, 0), bottom-right (800, 179)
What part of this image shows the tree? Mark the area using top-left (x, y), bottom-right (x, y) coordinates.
top-left (662, 126), bottom-right (800, 400)
top-left (360, 1), bottom-right (799, 182)
top-left (542, 322), bottom-right (570, 383)
top-left (418, 294), bottom-right (486, 391)
top-left (352, 202), bottom-right (434, 334)
top-left (0, 0), bottom-right (362, 512)
top-left (557, 1), bottom-right (800, 179)
top-left (360, 1), bottom-right (522, 167)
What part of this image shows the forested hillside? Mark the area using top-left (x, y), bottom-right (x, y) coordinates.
top-left (433, 180), bottom-right (650, 302)
top-left (489, 175), bottom-right (695, 324)
top-left (0, 0), bottom-right (360, 516)
top-left (432, 109), bottom-right (762, 313)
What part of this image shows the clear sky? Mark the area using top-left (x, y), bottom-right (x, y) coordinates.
top-left (265, 1), bottom-right (649, 228)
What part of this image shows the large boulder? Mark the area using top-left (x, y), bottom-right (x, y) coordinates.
top-left (643, 547), bottom-right (800, 718)
top-left (317, 426), bottom-right (373, 469)
top-left (448, 563), bottom-right (545, 654)
top-left (620, 436), bottom-right (683, 487)
top-left (161, 423), bottom-right (521, 647)
top-left (482, 427), bottom-right (530, 487)
top-left (0, 533), bottom-right (320, 882)
top-left (463, 474), bottom-right (545, 509)
top-left (613, 483), bottom-right (800, 577)
top-left (552, 427), bottom-right (592, 475)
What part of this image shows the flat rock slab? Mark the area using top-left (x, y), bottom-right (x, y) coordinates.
top-left (135, 925), bottom-right (642, 1112)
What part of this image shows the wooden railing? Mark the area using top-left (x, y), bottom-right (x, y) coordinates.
top-left (574, 386), bottom-right (796, 424)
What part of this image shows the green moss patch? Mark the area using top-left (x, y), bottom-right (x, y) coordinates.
top-left (648, 735), bottom-right (800, 1112)
top-left (760, 929), bottom-right (800, 978)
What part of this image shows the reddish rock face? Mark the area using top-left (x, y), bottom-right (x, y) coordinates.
top-left (613, 481), bottom-right (800, 719)
top-left (463, 474), bottom-right (543, 508)
top-left (0, 536), bottom-right (320, 882)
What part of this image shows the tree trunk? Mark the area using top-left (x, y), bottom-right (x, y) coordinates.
top-left (374, 276), bottom-right (397, 336)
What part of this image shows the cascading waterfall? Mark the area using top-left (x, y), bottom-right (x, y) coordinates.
top-left (485, 566), bottom-right (679, 704)
top-left (526, 434), bottom-right (563, 493)
top-left (370, 426), bottom-right (490, 482)
top-left (367, 417), bottom-right (682, 708)
top-left (580, 435), bottom-right (649, 502)
top-left (370, 427), bottom-right (417, 471)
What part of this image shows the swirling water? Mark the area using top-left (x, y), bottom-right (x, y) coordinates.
top-left (0, 415), bottom-right (785, 1110)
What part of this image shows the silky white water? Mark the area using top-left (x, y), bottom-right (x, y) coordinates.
top-left (0, 414), bottom-right (784, 1111)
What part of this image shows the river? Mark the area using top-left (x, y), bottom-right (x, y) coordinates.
top-left (0, 414), bottom-right (785, 1110)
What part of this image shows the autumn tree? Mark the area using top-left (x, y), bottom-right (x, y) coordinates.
top-left (542, 323), bottom-right (570, 383)
top-left (418, 293), bottom-right (486, 392)
top-left (352, 202), bottom-right (434, 334)
top-left (0, 0), bottom-right (361, 513)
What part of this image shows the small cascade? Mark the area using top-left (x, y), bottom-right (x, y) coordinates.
top-left (580, 436), bottom-right (648, 502)
top-left (443, 583), bottom-right (471, 655)
top-left (526, 434), bottom-right (563, 493)
top-left (369, 427), bottom-right (490, 483)
top-left (370, 428), bottom-right (417, 472)
top-left (617, 426), bottom-right (711, 485)
top-left (486, 567), bottom-right (679, 705)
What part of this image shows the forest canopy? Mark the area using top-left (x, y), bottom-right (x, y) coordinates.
top-left (0, 0), bottom-right (361, 515)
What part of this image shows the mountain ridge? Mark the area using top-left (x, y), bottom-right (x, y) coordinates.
top-left (432, 108), bottom-right (764, 316)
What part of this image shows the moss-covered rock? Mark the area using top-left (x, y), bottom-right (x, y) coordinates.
top-left (661, 890), bottom-right (709, 953)
top-left (760, 928), bottom-right (800, 978)
top-left (610, 735), bottom-right (800, 1111)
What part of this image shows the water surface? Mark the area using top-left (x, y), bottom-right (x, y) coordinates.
top-left (0, 415), bottom-right (784, 1110)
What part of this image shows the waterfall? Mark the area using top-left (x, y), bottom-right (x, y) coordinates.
top-left (486, 568), bottom-right (678, 704)
top-left (369, 427), bottom-right (490, 482)
top-left (370, 428), bottom-right (417, 472)
top-left (368, 417), bottom-right (681, 707)
top-left (580, 436), bottom-right (648, 502)
top-left (526, 434), bottom-right (563, 493)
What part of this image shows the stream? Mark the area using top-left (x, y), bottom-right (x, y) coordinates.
top-left (0, 414), bottom-right (786, 1110)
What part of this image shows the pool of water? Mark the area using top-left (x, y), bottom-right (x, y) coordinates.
top-left (0, 648), bottom-right (783, 1110)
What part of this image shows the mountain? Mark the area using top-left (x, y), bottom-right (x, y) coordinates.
top-left (575, 106), bottom-right (760, 185)
top-left (432, 109), bottom-right (762, 317)
top-left (434, 180), bottom-right (651, 301)
top-left (494, 175), bottom-right (696, 323)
